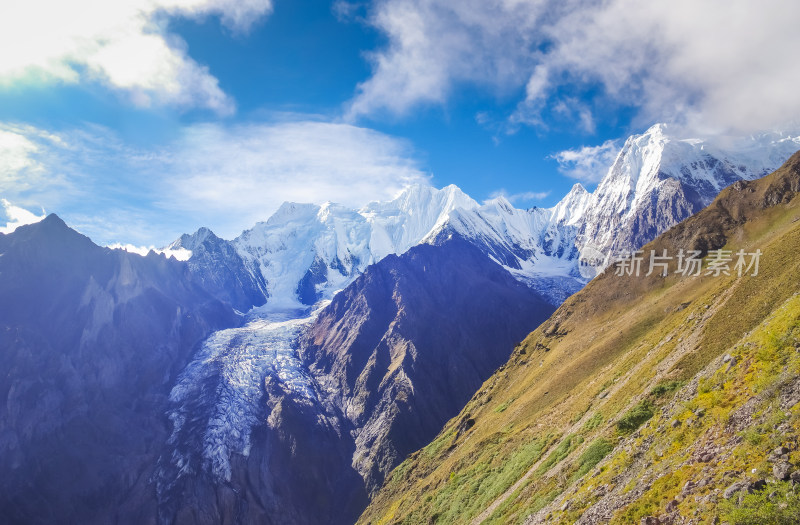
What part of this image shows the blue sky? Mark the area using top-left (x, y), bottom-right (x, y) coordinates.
top-left (1, 0), bottom-right (799, 246)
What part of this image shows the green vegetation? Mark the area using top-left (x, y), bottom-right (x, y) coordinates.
top-left (650, 380), bottom-right (684, 398)
top-left (536, 435), bottom-right (578, 474)
top-left (582, 411), bottom-right (603, 432)
top-left (494, 399), bottom-right (513, 413)
top-left (721, 481), bottom-right (800, 525)
top-left (572, 438), bottom-right (614, 480)
top-left (616, 400), bottom-right (654, 433)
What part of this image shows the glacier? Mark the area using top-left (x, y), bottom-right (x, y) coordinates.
top-left (157, 307), bottom-right (327, 503)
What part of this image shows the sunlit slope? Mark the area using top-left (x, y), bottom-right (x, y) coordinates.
top-left (358, 150), bottom-right (800, 524)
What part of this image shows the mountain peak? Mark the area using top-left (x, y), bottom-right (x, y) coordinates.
top-left (169, 226), bottom-right (219, 251)
top-left (39, 212), bottom-right (68, 228)
top-left (20, 212), bottom-right (80, 239)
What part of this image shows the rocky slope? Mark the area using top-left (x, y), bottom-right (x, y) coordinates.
top-left (302, 238), bottom-right (555, 495)
top-left (358, 152), bottom-right (800, 524)
top-left (0, 215), bottom-right (238, 524)
top-left (169, 227), bottom-right (268, 312)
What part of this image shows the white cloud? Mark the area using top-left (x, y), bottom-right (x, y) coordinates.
top-left (0, 118), bottom-right (428, 245)
top-left (0, 199), bottom-right (46, 234)
top-left (552, 140), bottom-right (620, 184)
top-left (159, 120), bottom-right (429, 233)
top-left (346, 0), bottom-right (542, 120)
top-left (488, 188), bottom-right (550, 204)
top-left (350, 0), bottom-right (800, 135)
top-left (0, 0), bottom-right (273, 113)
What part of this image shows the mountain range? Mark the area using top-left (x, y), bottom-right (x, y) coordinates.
top-left (359, 149), bottom-right (800, 525)
top-left (1, 123), bottom-right (799, 524)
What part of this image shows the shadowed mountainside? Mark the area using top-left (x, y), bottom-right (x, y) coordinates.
top-left (0, 215), bottom-right (238, 524)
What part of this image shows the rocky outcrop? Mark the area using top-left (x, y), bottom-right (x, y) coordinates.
top-left (169, 227), bottom-right (268, 312)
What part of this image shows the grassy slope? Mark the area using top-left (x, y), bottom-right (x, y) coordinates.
top-left (358, 152), bottom-right (800, 524)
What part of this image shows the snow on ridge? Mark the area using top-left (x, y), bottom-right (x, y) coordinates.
top-left (228, 183), bottom-right (480, 310)
top-left (107, 243), bottom-right (193, 261)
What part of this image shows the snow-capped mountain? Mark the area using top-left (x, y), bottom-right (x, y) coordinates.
top-left (170, 184), bottom-right (478, 312)
top-left (5, 125), bottom-right (800, 525)
top-left (170, 123), bottom-right (799, 311)
top-left (575, 123), bottom-right (800, 254)
top-left (424, 123), bottom-right (800, 302)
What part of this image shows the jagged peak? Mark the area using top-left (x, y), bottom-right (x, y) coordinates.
top-left (39, 212), bottom-right (68, 229)
top-left (168, 226), bottom-right (219, 251)
top-left (566, 182), bottom-right (588, 196)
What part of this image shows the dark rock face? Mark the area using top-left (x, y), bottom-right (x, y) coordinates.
top-left (0, 215), bottom-right (237, 525)
top-left (301, 238), bottom-right (556, 494)
top-left (606, 175), bottom-right (705, 254)
top-left (296, 255), bottom-right (329, 306)
top-left (171, 227), bottom-right (268, 312)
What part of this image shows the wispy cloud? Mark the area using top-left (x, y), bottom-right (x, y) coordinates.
top-left (488, 189), bottom-right (550, 204)
top-left (0, 118), bottom-right (429, 245)
top-left (159, 120), bottom-right (428, 229)
top-left (346, 0), bottom-right (541, 120)
top-left (552, 140), bottom-right (620, 184)
top-left (0, 0), bottom-right (273, 113)
top-left (349, 0), bottom-right (800, 135)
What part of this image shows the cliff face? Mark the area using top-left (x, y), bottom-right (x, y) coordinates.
top-left (0, 215), bottom-right (238, 525)
top-left (358, 153), bottom-right (800, 524)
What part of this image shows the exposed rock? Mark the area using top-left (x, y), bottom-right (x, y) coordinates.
top-left (723, 481), bottom-right (749, 499)
top-left (750, 479), bottom-right (767, 492)
top-left (773, 446), bottom-right (790, 456)
top-left (773, 462), bottom-right (792, 481)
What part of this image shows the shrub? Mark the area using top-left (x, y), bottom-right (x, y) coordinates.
top-left (650, 380), bottom-right (684, 398)
top-left (616, 400), bottom-right (655, 433)
top-left (583, 412), bottom-right (603, 432)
